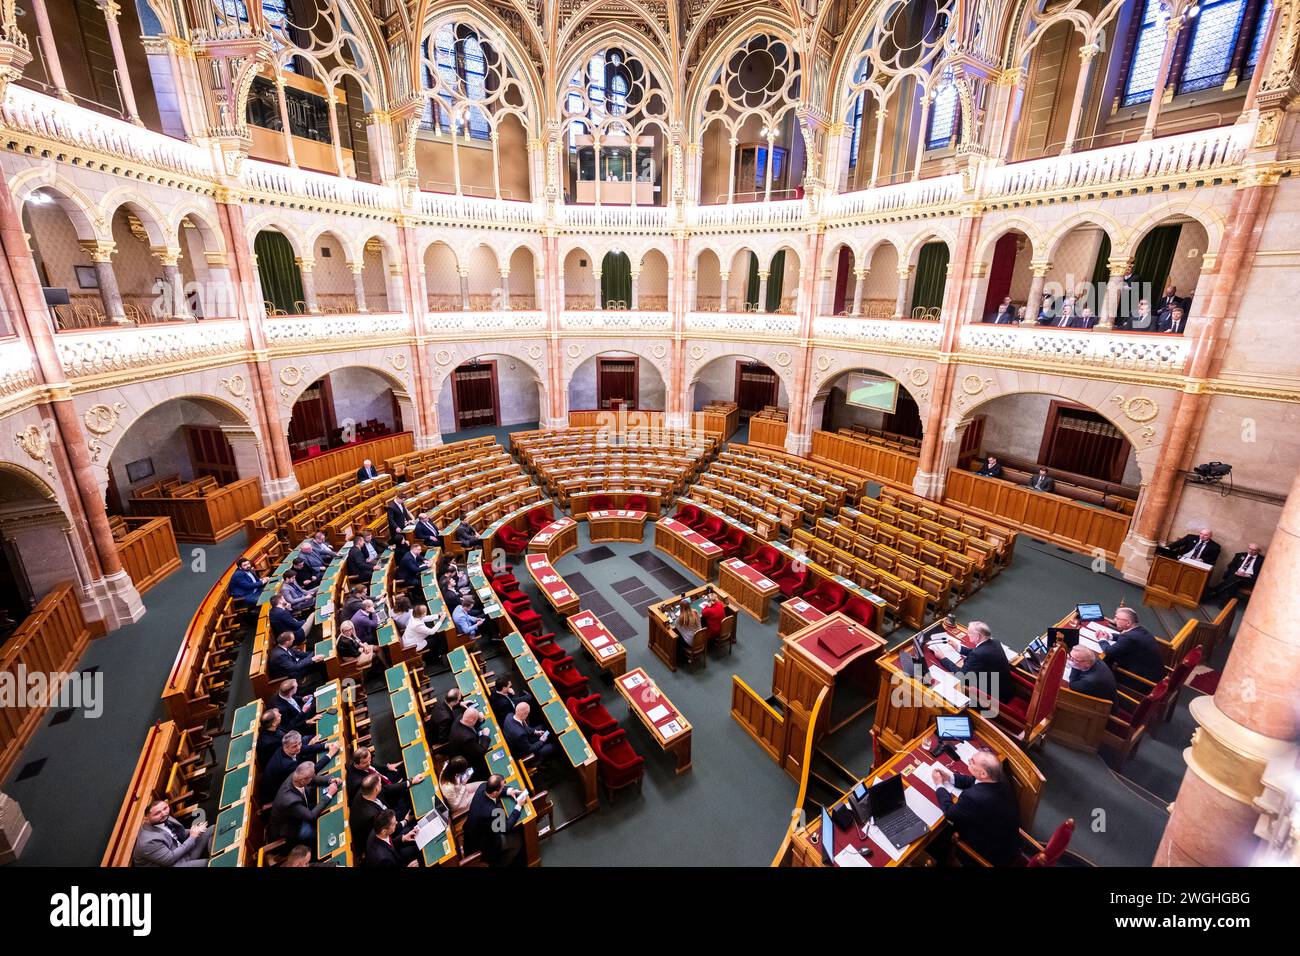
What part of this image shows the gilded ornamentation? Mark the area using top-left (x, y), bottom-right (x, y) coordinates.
top-left (1112, 394), bottom-right (1160, 424)
top-left (14, 421), bottom-right (55, 478)
top-left (83, 402), bottom-right (123, 435)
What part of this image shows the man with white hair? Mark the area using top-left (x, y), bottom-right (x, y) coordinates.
top-left (1099, 607), bottom-right (1164, 683)
top-left (357, 458), bottom-right (380, 483)
top-left (931, 751), bottom-right (1021, 866)
top-left (1163, 527), bottom-right (1220, 566)
top-left (1209, 543), bottom-right (1264, 606)
top-left (949, 620), bottom-right (1013, 704)
top-left (1067, 645), bottom-right (1117, 703)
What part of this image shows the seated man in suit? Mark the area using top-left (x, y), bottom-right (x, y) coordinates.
top-left (256, 708), bottom-right (286, 767)
top-left (349, 598), bottom-right (381, 645)
top-left (1067, 646), bottom-right (1117, 703)
top-left (1160, 306), bottom-right (1188, 335)
top-left (452, 593), bottom-right (497, 642)
top-left (1209, 543), bottom-right (1263, 605)
top-left (386, 494), bottom-right (415, 544)
top-left (363, 809), bottom-right (419, 867)
top-left (1162, 527), bottom-right (1221, 566)
top-left (426, 688), bottom-right (465, 744)
top-left (1077, 306), bottom-right (1097, 329)
top-left (278, 570), bottom-right (316, 614)
top-left (347, 531), bottom-right (380, 580)
top-left (930, 752), bottom-right (1021, 866)
top-left (262, 729), bottom-right (339, 803)
top-left (413, 511), bottom-right (443, 549)
top-left (268, 630), bottom-right (324, 683)
top-left (1028, 467), bottom-right (1055, 493)
top-left (351, 772), bottom-right (407, 849)
top-left (985, 300), bottom-right (1014, 324)
top-left (1099, 607), bottom-right (1165, 683)
top-left (356, 458), bottom-right (381, 483)
top-left (396, 542), bottom-right (430, 590)
top-left (340, 584), bottom-right (369, 622)
top-left (132, 800), bottom-right (209, 867)
top-left (447, 706), bottom-right (491, 780)
top-left (295, 540), bottom-right (327, 575)
top-left (1129, 298), bottom-right (1157, 332)
top-left (269, 761), bottom-right (340, 844)
top-left (950, 620), bottom-right (1013, 704)
top-left (503, 702), bottom-right (559, 765)
top-left (290, 556), bottom-right (322, 593)
top-left (454, 510), bottom-right (483, 549)
top-left (976, 456), bottom-right (1003, 479)
top-left (489, 678), bottom-right (535, 725)
top-left (268, 596), bottom-right (310, 652)
top-left (227, 558), bottom-right (266, 609)
top-left (346, 746), bottom-right (421, 803)
top-left (463, 774), bottom-right (527, 866)
top-left (1156, 283), bottom-right (1186, 320)
top-left (272, 678), bottom-right (317, 733)
top-left (303, 531), bottom-right (339, 567)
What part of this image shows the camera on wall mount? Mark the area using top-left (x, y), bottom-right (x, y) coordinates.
top-left (1189, 461), bottom-right (1233, 496)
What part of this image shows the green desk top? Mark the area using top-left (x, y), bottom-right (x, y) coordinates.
top-left (316, 805), bottom-right (347, 860)
top-left (314, 637), bottom-right (335, 659)
top-left (385, 665), bottom-right (407, 694)
top-left (225, 731), bottom-right (255, 772)
top-left (542, 699), bottom-right (570, 734)
top-left (487, 746), bottom-right (513, 778)
top-left (504, 633), bottom-right (527, 657)
top-left (389, 686), bottom-right (414, 717)
top-left (314, 683), bottom-right (340, 712)
top-left (396, 712), bottom-right (422, 748)
top-left (517, 652), bottom-right (542, 681)
top-left (455, 669), bottom-right (480, 696)
top-left (402, 742), bottom-right (430, 784)
top-left (315, 711), bottom-right (341, 741)
top-left (527, 675), bottom-right (554, 706)
top-left (229, 702), bottom-right (260, 738)
top-left (560, 727), bottom-right (593, 766)
top-left (408, 768), bottom-right (439, 818)
top-left (448, 647), bottom-right (472, 673)
top-left (208, 846), bottom-right (240, 868)
top-left (219, 763), bottom-right (251, 809)
top-left (211, 805), bottom-right (246, 855)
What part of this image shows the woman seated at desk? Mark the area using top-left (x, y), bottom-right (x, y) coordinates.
top-left (673, 598), bottom-right (704, 652)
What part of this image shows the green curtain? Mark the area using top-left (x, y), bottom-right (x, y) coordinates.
top-left (910, 242), bottom-right (949, 316)
top-left (254, 231), bottom-right (304, 315)
top-left (744, 252), bottom-right (760, 310)
top-left (600, 251), bottom-right (632, 308)
top-left (1130, 224), bottom-right (1181, 299)
top-left (1090, 232), bottom-right (1112, 291)
top-left (766, 250), bottom-right (786, 312)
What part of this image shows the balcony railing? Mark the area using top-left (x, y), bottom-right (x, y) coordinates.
top-left (241, 160), bottom-right (392, 211)
top-left (958, 323), bottom-right (1191, 374)
top-left (824, 174), bottom-right (964, 220)
top-left (686, 311), bottom-right (800, 338)
top-left (559, 205), bottom-right (672, 232)
top-left (560, 310), bottom-right (673, 334)
top-left (54, 318), bottom-right (247, 380)
top-left (0, 337), bottom-right (38, 405)
top-left (687, 199), bottom-right (809, 229)
top-left (415, 191), bottom-right (541, 226)
top-left (812, 316), bottom-right (944, 351)
top-left (423, 310), bottom-right (547, 335)
top-left (265, 312), bottom-right (412, 348)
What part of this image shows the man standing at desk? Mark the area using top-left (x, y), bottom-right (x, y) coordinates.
top-left (1099, 607), bottom-right (1165, 683)
top-left (931, 752), bottom-right (1020, 866)
top-left (951, 621), bottom-right (1013, 704)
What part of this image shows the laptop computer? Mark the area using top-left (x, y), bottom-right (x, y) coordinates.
top-left (866, 775), bottom-right (930, 849)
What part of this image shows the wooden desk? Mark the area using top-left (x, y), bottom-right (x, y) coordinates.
top-left (646, 585), bottom-right (731, 672)
top-left (1143, 553), bottom-right (1212, 609)
top-left (524, 553), bottom-right (581, 616)
top-left (615, 667), bottom-right (692, 774)
top-left (587, 509), bottom-right (647, 543)
top-left (778, 596), bottom-right (827, 638)
top-left (872, 619), bottom-right (978, 753)
top-left (386, 664), bottom-right (457, 866)
top-left (718, 556), bottom-right (780, 623)
top-left (528, 516), bottom-right (578, 561)
top-left (653, 516), bottom-right (722, 581)
top-left (778, 614), bottom-right (885, 737)
top-left (567, 610), bottom-right (628, 677)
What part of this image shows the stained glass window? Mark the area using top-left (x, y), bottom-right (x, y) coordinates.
top-left (848, 93), bottom-right (864, 168)
top-left (423, 26), bottom-right (491, 140)
top-left (926, 70), bottom-right (958, 150)
top-left (1180, 0), bottom-right (1247, 93)
top-left (1248, 0), bottom-right (1274, 69)
top-left (1122, 0), bottom-right (1167, 106)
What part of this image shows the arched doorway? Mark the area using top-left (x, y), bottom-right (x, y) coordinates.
top-left (0, 465), bottom-right (80, 626)
top-left (814, 368), bottom-right (923, 441)
top-left (600, 251), bottom-right (632, 309)
top-left (288, 369), bottom-right (404, 462)
top-left (254, 229), bottom-right (305, 315)
top-left (568, 351), bottom-right (665, 412)
top-left (688, 355), bottom-right (789, 420)
top-left (437, 353), bottom-right (544, 435)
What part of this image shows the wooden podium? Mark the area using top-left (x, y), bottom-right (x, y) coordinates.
top-left (1144, 553), bottom-right (1212, 609)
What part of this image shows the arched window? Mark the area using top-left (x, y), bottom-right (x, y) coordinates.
top-left (926, 70), bottom-right (959, 150)
top-left (847, 93), bottom-right (864, 168)
top-left (424, 25), bottom-right (491, 139)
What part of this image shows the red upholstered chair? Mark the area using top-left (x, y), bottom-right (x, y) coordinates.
top-left (511, 603), bottom-right (545, 636)
top-left (495, 524), bottom-right (529, 555)
top-left (1102, 678), bottom-right (1169, 770)
top-left (1159, 645), bottom-right (1202, 722)
top-left (589, 493), bottom-right (613, 512)
top-left (591, 729), bottom-right (645, 802)
top-left (703, 602), bottom-right (736, 656)
top-left (994, 642), bottom-right (1066, 749)
top-left (803, 579), bottom-right (848, 615)
top-left (771, 564), bottom-right (810, 599)
top-left (566, 694), bottom-right (618, 737)
top-left (839, 595), bottom-right (878, 630)
top-left (715, 526), bottom-right (745, 558)
top-left (675, 504), bottom-right (706, 530)
top-left (484, 563), bottom-right (521, 594)
top-left (748, 545), bottom-right (784, 576)
top-left (526, 506), bottom-right (554, 536)
top-left (525, 631), bottom-right (567, 662)
top-left (626, 493), bottom-right (650, 513)
top-left (698, 514), bottom-right (726, 543)
top-left (542, 656), bottom-right (589, 699)
top-left (956, 817), bottom-right (1076, 868)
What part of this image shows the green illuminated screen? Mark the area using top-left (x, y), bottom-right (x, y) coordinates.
top-left (845, 374), bottom-right (898, 413)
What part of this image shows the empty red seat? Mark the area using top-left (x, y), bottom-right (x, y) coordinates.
top-left (626, 493), bottom-right (650, 512)
top-left (675, 504), bottom-right (706, 530)
top-left (839, 595), bottom-right (878, 630)
top-left (495, 524), bottom-right (529, 555)
top-left (804, 579), bottom-right (848, 614)
top-left (526, 506), bottom-right (553, 536)
top-left (542, 656), bottom-right (589, 699)
top-left (589, 493), bottom-right (613, 512)
top-left (484, 564), bottom-right (520, 593)
top-left (715, 526), bottom-right (745, 558)
top-left (526, 631), bottom-right (567, 662)
top-left (698, 514), bottom-right (725, 542)
top-left (591, 728), bottom-right (645, 801)
top-left (771, 564), bottom-right (810, 598)
top-left (566, 694), bottom-right (618, 737)
top-left (511, 604), bottom-right (544, 636)
top-left (749, 545), bottom-right (784, 576)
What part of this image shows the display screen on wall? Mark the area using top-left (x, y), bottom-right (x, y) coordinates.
top-left (844, 373), bottom-right (898, 413)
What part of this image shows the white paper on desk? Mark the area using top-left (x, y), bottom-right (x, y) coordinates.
top-left (542, 575), bottom-right (559, 584)
top-left (590, 634), bottom-right (609, 648)
top-left (1083, 622), bottom-right (1115, 641)
top-left (834, 846), bottom-right (872, 868)
top-left (927, 669), bottom-right (970, 707)
top-left (1078, 635), bottom-right (1104, 654)
top-left (1178, 557), bottom-right (1212, 570)
top-left (660, 719), bottom-right (681, 738)
top-left (646, 704), bottom-right (670, 722)
top-left (414, 811), bottom-right (446, 851)
top-left (865, 824), bottom-right (907, 861)
top-left (1001, 643), bottom-right (1018, 661)
top-left (904, 784), bottom-right (944, 828)
top-left (553, 588), bottom-right (571, 599)
top-left (931, 642), bottom-right (962, 664)
top-left (954, 741), bottom-right (980, 764)
top-left (573, 615), bottom-right (594, 628)
top-left (623, 673), bottom-right (646, 689)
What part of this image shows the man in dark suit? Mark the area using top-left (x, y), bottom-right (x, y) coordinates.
top-left (261, 729), bottom-right (339, 802)
top-left (268, 630), bottom-right (323, 682)
top-left (396, 543), bottom-right (429, 590)
top-left (1160, 307), bottom-right (1188, 335)
top-left (426, 688), bottom-right (464, 744)
top-left (1157, 283), bottom-right (1186, 321)
top-left (985, 300), bottom-right (1014, 324)
top-left (1029, 467), bottom-right (1055, 492)
top-left (272, 678), bottom-right (317, 733)
top-left (413, 512), bottom-right (443, 549)
top-left (269, 762), bottom-right (339, 843)
top-left (1163, 528), bottom-right (1221, 566)
top-left (976, 456), bottom-right (1003, 479)
top-left (447, 706), bottom-right (491, 780)
top-left (363, 809), bottom-right (418, 867)
top-left (1067, 646), bottom-right (1117, 703)
top-left (227, 558), bottom-right (266, 609)
top-left (503, 702), bottom-right (559, 764)
top-left (356, 459), bottom-right (381, 484)
top-left (953, 620), bottom-right (1013, 704)
top-left (1209, 544), bottom-right (1263, 605)
top-left (463, 775), bottom-right (526, 866)
top-left (346, 746), bottom-right (413, 802)
top-left (1129, 298), bottom-right (1157, 332)
top-left (386, 494), bottom-right (415, 543)
top-left (931, 752), bottom-right (1021, 866)
top-left (1099, 607), bottom-right (1165, 683)
top-left (347, 531), bottom-right (380, 580)
top-left (1115, 267), bottom-right (1139, 327)
top-left (268, 594), bottom-right (309, 647)
top-left (454, 510), bottom-right (482, 549)
top-left (350, 772), bottom-right (415, 850)
top-left (489, 678), bottom-right (534, 725)
top-left (256, 709), bottom-right (285, 767)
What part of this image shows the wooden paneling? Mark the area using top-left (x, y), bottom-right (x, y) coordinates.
top-left (810, 430), bottom-right (919, 488)
top-left (943, 468), bottom-right (1130, 561)
top-left (0, 584), bottom-right (92, 781)
top-left (115, 517), bottom-right (182, 594)
top-left (729, 676), bottom-right (785, 763)
top-left (292, 432), bottom-right (414, 488)
top-left (129, 478), bottom-right (264, 543)
top-left (568, 409), bottom-right (666, 430)
top-left (748, 415), bottom-right (788, 450)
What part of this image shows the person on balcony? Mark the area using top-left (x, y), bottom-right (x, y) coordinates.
top-left (1129, 299), bottom-right (1156, 332)
top-left (985, 299), bottom-right (1014, 323)
top-left (1160, 307), bottom-right (1188, 335)
top-left (976, 456), bottom-right (1003, 479)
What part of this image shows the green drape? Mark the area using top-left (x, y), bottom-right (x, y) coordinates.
top-left (745, 252), bottom-right (760, 310)
top-left (766, 250), bottom-right (786, 312)
top-left (910, 241), bottom-right (949, 316)
top-left (601, 251), bottom-right (632, 308)
top-left (1090, 232), bottom-right (1112, 291)
top-left (1130, 224), bottom-right (1181, 299)
top-left (254, 231), bottom-right (304, 315)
